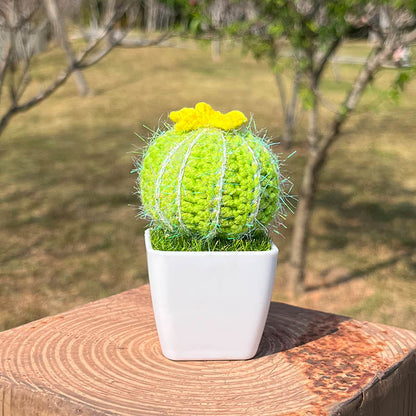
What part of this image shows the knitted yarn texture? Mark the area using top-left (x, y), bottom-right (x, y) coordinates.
top-left (139, 103), bottom-right (281, 238)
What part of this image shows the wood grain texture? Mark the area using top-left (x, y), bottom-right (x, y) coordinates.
top-left (0, 284), bottom-right (415, 416)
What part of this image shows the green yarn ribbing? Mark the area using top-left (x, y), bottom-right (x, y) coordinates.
top-left (139, 127), bottom-right (281, 239)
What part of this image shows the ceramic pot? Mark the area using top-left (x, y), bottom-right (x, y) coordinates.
top-left (144, 229), bottom-right (278, 360)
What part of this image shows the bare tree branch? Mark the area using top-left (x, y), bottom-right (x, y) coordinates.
top-left (275, 71), bottom-right (287, 112)
top-left (0, 0), bottom-right (172, 139)
top-left (12, 67), bottom-right (72, 113)
top-left (14, 56), bottom-right (32, 101)
top-left (0, 0), bottom-right (132, 135)
top-left (80, 0), bottom-right (135, 56)
top-left (78, 5), bottom-right (142, 68)
top-left (77, 31), bottom-right (131, 68)
top-left (8, 66), bottom-right (17, 107)
top-left (43, 0), bottom-right (90, 96)
top-left (0, 36), bottom-right (12, 106)
top-left (12, 33), bottom-right (110, 113)
top-left (402, 27), bottom-right (416, 43)
top-left (314, 37), bottom-right (342, 81)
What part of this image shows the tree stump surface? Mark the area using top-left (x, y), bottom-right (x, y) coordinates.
top-left (0, 284), bottom-right (415, 416)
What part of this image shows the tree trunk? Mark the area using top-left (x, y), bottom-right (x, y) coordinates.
top-left (146, 0), bottom-right (157, 33)
top-left (288, 74), bottom-right (320, 294)
top-left (276, 66), bottom-right (301, 149)
top-left (0, 107), bottom-right (15, 137)
top-left (281, 68), bottom-right (301, 148)
top-left (288, 145), bottom-right (324, 295)
top-left (281, 122), bottom-right (294, 149)
top-left (211, 39), bottom-right (221, 62)
top-left (103, 0), bottom-right (117, 46)
top-left (287, 45), bottom-right (393, 295)
top-left (43, 0), bottom-right (90, 96)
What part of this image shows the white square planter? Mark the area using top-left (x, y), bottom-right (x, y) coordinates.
top-left (144, 229), bottom-right (279, 361)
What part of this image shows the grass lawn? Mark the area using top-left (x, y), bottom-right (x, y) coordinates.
top-left (0, 40), bottom-right (415, 331)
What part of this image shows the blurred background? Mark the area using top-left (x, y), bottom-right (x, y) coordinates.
top-left (0, 0), bottom-right (415, 331)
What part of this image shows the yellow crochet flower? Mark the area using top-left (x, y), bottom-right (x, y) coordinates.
top-left (170, 102), bottom-right (248, 132)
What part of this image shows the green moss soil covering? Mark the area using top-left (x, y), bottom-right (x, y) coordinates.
top-left (149, 227), bottom-right (272, 252)
top-left (138, 126), bottom-right (281, 239)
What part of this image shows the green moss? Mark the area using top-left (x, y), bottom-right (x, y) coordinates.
top-left (149, 227), bottom-right (272, 252)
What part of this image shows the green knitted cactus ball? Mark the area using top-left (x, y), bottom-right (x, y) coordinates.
top-left (138, 103), bottom-right (282, 239)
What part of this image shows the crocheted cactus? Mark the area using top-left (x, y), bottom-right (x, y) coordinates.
top-left (138, 103), bottom-right (282, 239)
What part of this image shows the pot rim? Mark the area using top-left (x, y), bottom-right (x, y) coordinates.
top-left (144, 229), bottom-right (279, 256)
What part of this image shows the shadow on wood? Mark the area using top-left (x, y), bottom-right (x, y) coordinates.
top-left (255, 302), bottom-right (347, 357)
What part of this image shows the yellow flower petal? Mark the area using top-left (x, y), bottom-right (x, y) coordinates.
top-left (169, 102), bottom-right (248, 132)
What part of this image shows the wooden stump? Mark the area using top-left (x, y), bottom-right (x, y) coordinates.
top-left (0, 284), bottom-right (415, 416)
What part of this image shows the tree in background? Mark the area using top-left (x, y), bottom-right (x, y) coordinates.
top-left (44, 0), bottom-right (91, 96)
top-left (207, 0), bottom-right (256, 61)
top-left (232, 0), bottom-right (416, 294)
top-left (0, 0), bottom-right (170, 139)
top-left (154, 0), bottom-right (257, 60)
